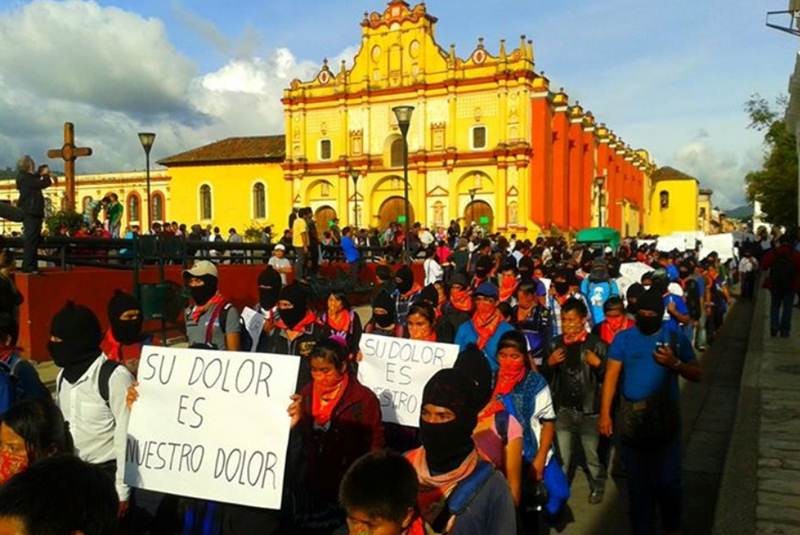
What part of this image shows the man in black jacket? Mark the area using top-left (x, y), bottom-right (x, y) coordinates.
top-left (15, 155), bottom-right (55, 274)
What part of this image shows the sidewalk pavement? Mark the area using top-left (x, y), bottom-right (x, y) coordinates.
top-left (714, 289), bottom-right (800, 534)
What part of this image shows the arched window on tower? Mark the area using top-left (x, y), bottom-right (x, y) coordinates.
top-left (253, 182), bottom-right (266, 219)
top-left (200, 185), bottom-right (212, 220)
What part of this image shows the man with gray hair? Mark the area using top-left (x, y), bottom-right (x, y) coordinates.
top-left (16, 155), bottom-right (55, 274)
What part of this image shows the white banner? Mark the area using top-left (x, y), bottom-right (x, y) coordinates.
top-left (358, 334), bottom-right (459, 427)
top-left (700, 233), bottom-right (736, 261)
top-left (124, 346), bottom-right (300, 509)
top-left (619, 262), bottom-right (653, 284)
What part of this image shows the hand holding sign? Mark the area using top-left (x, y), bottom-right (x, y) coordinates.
top-left (124, 346), bottom-right (300, 510)
top-left (357, 334), bottom-right (459, 427)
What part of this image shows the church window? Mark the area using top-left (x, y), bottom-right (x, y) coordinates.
top-left (319, 139), bottom-right (332, 160)
top-left (390, 138), bottom-right (404, 167)
top-left (472, 126), bottom-right (487, 150)
top-left (127, 193), bottom-right (140, 223)
top-left (200, 185), bottom-right (212, 220)
top-left (253, 182), bottom-right (266, 219)
top-left (151, 192), bottom-right (165, 222)
top-left (659, 190), bottom-right (669, 209)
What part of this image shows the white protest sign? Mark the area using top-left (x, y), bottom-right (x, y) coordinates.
top-left (700, 233), bottom-right (735, 261)
top-left (125, 346), bottom-right (299, 509)
top-left (656, 236), bottom-right (686, 252)
top-left (241, 307), bottom-right (266, 352)
top-left (619, 262), bottom-right (653, 285)
top-left (358, 334), bottom-right (459, 427)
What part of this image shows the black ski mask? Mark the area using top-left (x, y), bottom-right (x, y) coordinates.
top-left (277, 284), bottom-right (307, 329)
top-left (371, 290), bottom-right (396, 328)
top-left (635, 289), bottom-right (665, 335)
top-left (258, 267), bottom-right (282, 310)
top-left (188, 275), bottom-right (218, 306)
top-left (107, 290), bottom-right (142, 345)
top-left (454, 343), bottom-right (493, 414)
top-left (474, 255), bottom-right (494, 279)
top-left (49, 301), bottom-right (103, 383)
top-left (419, 369), bottom-right (477, 474)
top-left (395, 266), bottom-right (414, 294)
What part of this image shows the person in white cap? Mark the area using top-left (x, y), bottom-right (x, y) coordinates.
top-left (268, 244), bottom-right (293, 285)
top-left (183, 260), bottom-right (241, 350)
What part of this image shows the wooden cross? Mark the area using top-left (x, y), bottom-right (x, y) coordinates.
top-left (47, 122), bottom-right (92, 212)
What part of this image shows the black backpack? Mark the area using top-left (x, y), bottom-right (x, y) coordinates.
top-left (684, 278), bottom-right (701, 320)
top-left (771, 253), bottom-right (795, 293)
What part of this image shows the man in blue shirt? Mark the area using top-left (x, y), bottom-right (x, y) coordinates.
top-left (598, 289), bottom-right (701, 535)
top-left (340, 226), bottom-right (360, 278)
top-left (580, 259), bottom-right (619, 325)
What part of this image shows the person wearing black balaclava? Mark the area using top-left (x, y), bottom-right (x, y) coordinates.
top-left (241, 266), bottom-right (283, 353)
top-left (101, 290), bottom-right (150, 376)
top-left (392, 265), bottom-right (421, 327)
top-left (470, 255), bottom-right (495, 291)
top-left (405, 368), bottom-right (517, 534)
top-left (52, 301), bottom-right (134, 518)
top-left (264, 283), bottom-right (322, 390)
top-left (598, 289), bottom-right (701, 535)
top-left (364, 290), bottom-right (402, 337)
top-left (183, 260), bottom-right (241, 351)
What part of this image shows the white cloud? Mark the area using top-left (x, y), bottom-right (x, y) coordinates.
top-left (0, 0), bottom-right (196, 116)
top-left (670, 140), bottom-right (758, 210)
top-left (0, 0), bottom-right (352, 174)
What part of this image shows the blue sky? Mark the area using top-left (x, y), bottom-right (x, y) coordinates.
top-left (0, 0), bottom-right (797, 208)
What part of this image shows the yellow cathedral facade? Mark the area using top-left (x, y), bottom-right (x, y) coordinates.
top-left (0, 1), bottom-right (718, 239)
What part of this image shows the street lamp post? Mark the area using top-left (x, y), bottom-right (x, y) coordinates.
top-left (594, 175), bottom-right (605, 227)
top-left (392, 105), bottom-right (414, 260)
top-left (468, 187), bottom-right (478, 227)
top-left (138, 132), bottom-right (156, 230)
top-left (349, 167), bottom-right (361, 230)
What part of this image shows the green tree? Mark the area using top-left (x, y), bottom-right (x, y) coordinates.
top-left (745, 94), bottom-right (798, 227)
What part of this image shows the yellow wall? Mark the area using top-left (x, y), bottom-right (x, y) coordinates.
top-left (0, 171), bottom-right (170, 234)
top-left (167, 163), bottom-right (291, 234)
top-left (647, 179), bottom-right (699, 235)
top-left (281, 1), bottom-right (539, 236)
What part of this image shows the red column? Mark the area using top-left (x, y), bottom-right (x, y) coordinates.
top-left (596, 141), bottom-right (610, 227)
top-left (607, 148), bottom-right (623, 230)
top-left (530, 94), bottom-right (553, 228)
top-left (551, 104), bottom-right (570, 229)
top-left (568, 116), bottom-right (584, 230)
top-left (581, 121), bottom-right (597, 228)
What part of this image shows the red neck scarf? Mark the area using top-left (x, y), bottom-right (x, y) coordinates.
top-left (480, 358), bottom-right (526, 419)
top-left (100, 330), bottom-right (143, 366)
top-left (190, 293), bottom-right (225, 322)
top-left (276, 310), bottom-right (318, 333)
top-left (498, 275), bottom-right (519, 302)
top-left (450, 289), bottom-right (473, 313)
top-left (412, 329), bottom-right (437, 342)
top-left (472, 303), bottom-right (501, 349)
top-left (563, 329), bottom-right (589, 346)
top-left (326, 309), bottom-right (351, 333)
top-left (599, 316), bottom-right (634, 345)
top-left (402, 284), bottom-right (423, 300)
top-left (311, 372), bottom-right (349, 426)
top-left (0, 345), bottom-right (19, 364)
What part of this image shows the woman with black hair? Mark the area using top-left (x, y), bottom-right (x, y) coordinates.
top-left (480, 330), bottom-right (568, 528)
top-left (0, 398), bottom-right (73, 484)
top-left (320, 291), bottom-right (363, 363)
top-left (292, 339), bottom-right (384, 534)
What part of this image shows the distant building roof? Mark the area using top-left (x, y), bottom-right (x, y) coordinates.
top-left (158, 135), bottom-right (285, 166)
top-left (651, 166), bottom-right (698, 183)
top-left (699, 188), bottom-right (713, 195)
